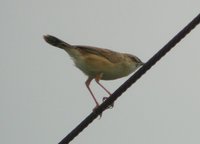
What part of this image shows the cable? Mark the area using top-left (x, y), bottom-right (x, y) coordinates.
top-left (59, 13), bottom-right (200, 144)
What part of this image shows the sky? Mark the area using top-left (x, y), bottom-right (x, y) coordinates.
top-left (1, 0), bottom-right (200, 144)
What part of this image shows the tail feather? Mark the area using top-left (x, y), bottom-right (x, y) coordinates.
top-left (43, 35), bottom-right (72, 49)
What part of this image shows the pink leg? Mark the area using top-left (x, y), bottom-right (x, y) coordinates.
top-left (95, 75), bottom-right (114, 108)
top-left (95, 79), bottom-right (111, 95)
top-left (95, 74), bottom-right (111, 95)
top-left (85, 77), bottom-right (99, 107)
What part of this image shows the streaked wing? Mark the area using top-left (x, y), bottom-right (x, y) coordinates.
top-left (75, 45), bottom-right (123, 63)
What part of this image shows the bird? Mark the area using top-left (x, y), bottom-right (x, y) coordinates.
top-left (43, 35), bottom-right (144, 109)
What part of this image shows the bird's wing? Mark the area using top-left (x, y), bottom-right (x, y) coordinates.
top-left (75, 45), bottom-right (123, 63)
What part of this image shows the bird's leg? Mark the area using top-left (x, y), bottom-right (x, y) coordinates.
top-left (85, 77), bottom-right (99, 108)
top-left (86, 77), bottom-right (103, 118)
top-left (95, 74), bottom-right (114, 108)
top-left (95, 73), bottom-right (111, 95)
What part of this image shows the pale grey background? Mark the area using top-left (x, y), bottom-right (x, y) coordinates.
top-left (1, 0), bottom-right (200, 144)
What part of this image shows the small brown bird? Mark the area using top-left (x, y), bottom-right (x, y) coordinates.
top-left (43, 35), bottom-right (143, 108)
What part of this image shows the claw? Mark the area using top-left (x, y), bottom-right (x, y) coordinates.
top-left (102, 97), bottom-right (114, 109)
top-left (93, 105), bottom-right (102, 118)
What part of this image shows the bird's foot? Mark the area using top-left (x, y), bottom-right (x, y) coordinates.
top-left (102, 97), bottom-right (114, 109)
top-left (93, 105), bottom-right (102, 118)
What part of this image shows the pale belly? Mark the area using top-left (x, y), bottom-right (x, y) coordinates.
top-left (73, 54), bottom-right (136, 80)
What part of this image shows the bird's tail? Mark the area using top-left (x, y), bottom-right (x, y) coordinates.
top-left (43, 35), bottom-right (73, 50)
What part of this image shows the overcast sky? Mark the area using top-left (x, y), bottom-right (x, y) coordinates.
top-left (1, 0), bottom-right (200, 144)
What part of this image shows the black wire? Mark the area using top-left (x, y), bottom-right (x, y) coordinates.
top-left (59, 13), bottom-right (200, 144)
